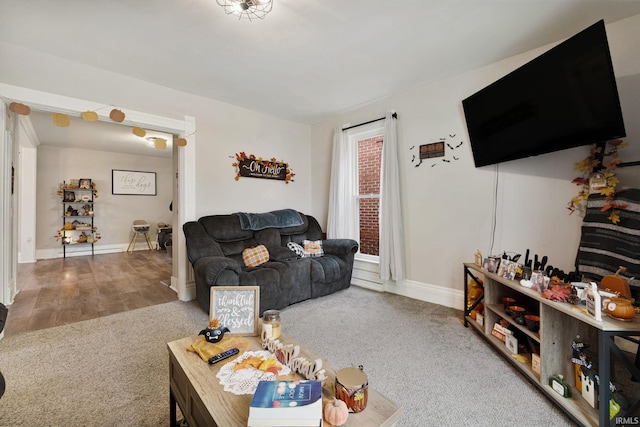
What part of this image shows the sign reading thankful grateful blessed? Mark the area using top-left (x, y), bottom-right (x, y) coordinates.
top-left (210, 286), bottom-right (260, 336)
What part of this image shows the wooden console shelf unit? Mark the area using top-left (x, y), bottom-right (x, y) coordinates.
top-left (463, 262), bottom-right (640, 426)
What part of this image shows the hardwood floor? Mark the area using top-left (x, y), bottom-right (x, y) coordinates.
top-left (4, 249), bottom-right (177, 335)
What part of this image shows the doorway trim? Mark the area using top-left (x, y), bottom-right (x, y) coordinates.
top-left (0, 83), bottom-right (196, 303)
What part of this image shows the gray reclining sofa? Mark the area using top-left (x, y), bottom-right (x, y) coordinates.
top-left (183, 210), bottom-right (359, 315)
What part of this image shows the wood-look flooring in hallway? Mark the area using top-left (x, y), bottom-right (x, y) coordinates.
top-left (3, 250), bottom-right (177, 336)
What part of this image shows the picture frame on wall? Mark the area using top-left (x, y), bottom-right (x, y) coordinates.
top-left (112, 169), bottom-right (157, 196)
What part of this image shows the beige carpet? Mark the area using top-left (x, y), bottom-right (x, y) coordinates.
top-left (0, 286), bottom-right (578, 426)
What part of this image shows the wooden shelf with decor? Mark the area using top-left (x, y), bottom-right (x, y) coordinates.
top-left (57, 180), bottom-right (100, 258)
top-left (463, 262), bottom-right (640, 426)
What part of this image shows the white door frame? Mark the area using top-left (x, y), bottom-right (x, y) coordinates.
top-left (0, 83), bottom-right (196, 303)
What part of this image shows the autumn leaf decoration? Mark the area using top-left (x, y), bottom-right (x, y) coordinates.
top-left (568, 139), bottom-right (628, 224)
top-left (232, 152), bottom-right (296, 183)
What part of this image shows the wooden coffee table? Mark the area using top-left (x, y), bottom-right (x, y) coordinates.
top-left (168, 333), bottom-right (401, 427)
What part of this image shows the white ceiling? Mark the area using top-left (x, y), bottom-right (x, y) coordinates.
top-left (3, 1), bottom-right (640, 155)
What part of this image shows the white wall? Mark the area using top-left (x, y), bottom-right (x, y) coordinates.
top-left (16, 115), bottom-right (39, 263)
top-left (0, 41), bottom-right (313, 235)
top-left (35, 145), bottom-right (172, 258)
top-left (310, 15), bottom-right (640, 307)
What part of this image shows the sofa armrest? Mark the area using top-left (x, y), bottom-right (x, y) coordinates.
top-left (193, 256), bottom-right (242, 286)
top-left (322, 239), bottom-right (359, 257)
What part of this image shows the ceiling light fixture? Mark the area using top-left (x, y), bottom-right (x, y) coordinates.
top-left (216, 0), bottom-right (273, 20)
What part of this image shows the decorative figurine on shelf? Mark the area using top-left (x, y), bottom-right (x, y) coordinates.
top-left (474, 250), bottom-right (482, 267)
top-left (199, 318), bottom-right (230, 343)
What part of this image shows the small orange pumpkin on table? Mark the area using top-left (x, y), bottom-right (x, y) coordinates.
top-left (324, 397), bottom-right (349, 426)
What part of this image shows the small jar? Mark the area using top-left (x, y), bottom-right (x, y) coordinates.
top-left (262, 310), bottom-right (281, 339)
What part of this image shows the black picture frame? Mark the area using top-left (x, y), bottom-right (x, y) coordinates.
top-left (78, 178), bottom-right (92, 190)
top-left (64, 190), bottom-right (75, 202)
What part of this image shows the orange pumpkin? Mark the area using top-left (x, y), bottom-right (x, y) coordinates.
top-left (606, 298), bottom-right (636, 321)
top-left (324, 398), bottom-right (349, 426)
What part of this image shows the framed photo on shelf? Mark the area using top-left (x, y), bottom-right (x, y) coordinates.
top-left (505, 334), bottom-right (518, 354)
top-left (496, 259), bottom-right (510, 278)
top-left (487, 257), bottom-right (500, 274)
top-left (498, 259), bottom-right (518, 280)
top-left (529, 271), bottom-right (549, 293)
top-left (64, 190), bottom-right (75, 202)
top-left (79, 178), bottom-right (92, 190)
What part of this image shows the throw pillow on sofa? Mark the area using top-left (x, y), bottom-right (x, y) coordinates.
top-left (303, 240), bottom-right (324, 258)
top-left (287, 241), bottom-right (305, 257)
top-left (243, 244), bottom-right (270, 267)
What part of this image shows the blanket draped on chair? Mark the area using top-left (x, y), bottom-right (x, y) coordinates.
top-left (235, 209), bottom-right (303, 231)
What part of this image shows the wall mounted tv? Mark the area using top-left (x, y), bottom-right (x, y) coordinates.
top-left (462, 20), bottom-right (626, 168)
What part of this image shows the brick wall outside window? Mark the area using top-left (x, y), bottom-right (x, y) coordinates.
top-left (358, 136), bottom-right (383, 256)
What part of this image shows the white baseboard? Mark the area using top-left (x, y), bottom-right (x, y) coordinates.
top-left (35, 242), bottom-right (158, 260)
top-left (383, 279), bottom-right (464, 310)
top-left (181, 279), bottom-right (197, 302)
top-left (352, 259), bottom-right (463, 310)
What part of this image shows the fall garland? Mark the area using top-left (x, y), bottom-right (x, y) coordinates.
top-left (568, 139), bottom-right (628, 224)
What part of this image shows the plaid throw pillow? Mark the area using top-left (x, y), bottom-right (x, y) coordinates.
top-left (303, 240), bottom-right (324, 258)
top-left (287, 242), bottom-right (305, 257)
top-left (242, 244), bottom-right (270, 268)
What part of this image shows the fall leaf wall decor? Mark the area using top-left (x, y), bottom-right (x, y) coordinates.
top-left (568, 139), bottom-right (628, 224)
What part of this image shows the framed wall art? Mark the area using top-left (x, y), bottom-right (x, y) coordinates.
top-left (112, 169), bottom-right (156, 195)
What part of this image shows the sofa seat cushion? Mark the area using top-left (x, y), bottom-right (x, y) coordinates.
top-left (267, 245), bottom-right (299, 262)
top-left (240, 261), bottom-right (293, 312)
top-left (310, 255), bottom-right (345, 284)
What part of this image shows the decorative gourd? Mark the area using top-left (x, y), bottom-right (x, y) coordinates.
top-left (606, 297), bottom-right (636, 321)
top-left (324, 398), bottom-right (349, 426)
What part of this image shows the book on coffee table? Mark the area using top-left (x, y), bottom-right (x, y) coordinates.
top-left (248, 380), bottom-right (323, 427)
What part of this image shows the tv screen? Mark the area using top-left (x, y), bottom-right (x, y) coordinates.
top-left (462, 20), bottom-right (626, 168)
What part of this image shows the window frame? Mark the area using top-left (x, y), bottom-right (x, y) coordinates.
top-left (346, 123), bottom-right (384, 262)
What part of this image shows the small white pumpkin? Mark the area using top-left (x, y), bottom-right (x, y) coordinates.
top-left (324, 397), bottom-right (349, 426)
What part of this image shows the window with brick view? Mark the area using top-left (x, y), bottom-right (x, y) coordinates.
top-left (357, 135), bottom-right (383, 256)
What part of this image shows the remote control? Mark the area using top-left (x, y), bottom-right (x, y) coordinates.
top-left (208, 348), bottom-right (240, 364)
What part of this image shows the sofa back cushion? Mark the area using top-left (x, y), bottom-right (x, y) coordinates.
top-left (279, 215), bottom-right (323, 245)
top-left (199, 215), bottom-right (253, 241)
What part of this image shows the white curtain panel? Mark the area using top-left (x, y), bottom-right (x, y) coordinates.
top-left (379, 112), bottom-right (405, 282)
top-left (327, 127), bottom-right (358, 240)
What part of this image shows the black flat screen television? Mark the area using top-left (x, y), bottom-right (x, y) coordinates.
top-left (462, 20), bottom-right (626, 167)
